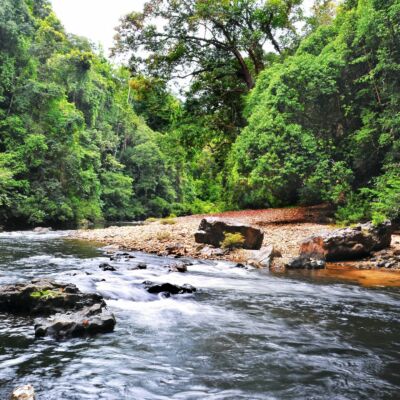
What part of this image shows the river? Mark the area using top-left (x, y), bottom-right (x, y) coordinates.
top-left (0, 231), bottom-right (399, 399)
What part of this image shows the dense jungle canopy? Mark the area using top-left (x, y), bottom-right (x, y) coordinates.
top-left (0, 0), bottom-right (399, 227)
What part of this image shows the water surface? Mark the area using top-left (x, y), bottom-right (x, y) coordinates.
top-left (0, 231), bottom-right (399, 399)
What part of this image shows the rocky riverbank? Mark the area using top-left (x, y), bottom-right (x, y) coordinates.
top-left (70, 206), bottom-right (400, 277)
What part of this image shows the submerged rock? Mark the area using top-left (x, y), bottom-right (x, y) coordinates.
top-left (168, 262), bottom-right (188, 273)
top-left (195, 218), bottom-right (264, 250)
top-left (286, 256), bottom-right (326, 270)
top-left (99, 263), bottom-right (116, 272)
top-left (0, 279), bottom-right (116, 338)
top-left (143, 281), bottom-right (196, 296)
top-left (300, 222), bottom-right (392, 261)
top-left (35, 303), bottom-right (116, 338)
top-left (10, 384), bottom-right (35, 400)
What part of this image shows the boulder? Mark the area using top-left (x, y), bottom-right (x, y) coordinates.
top-left (247, 245), bottom-right (282, 268)
top-left (143, 281), bottom-right (196, 296)
top-left (10, 385), bottom-right (35, 400)
top-left (34, 303), bottom-right (116, 338)
top-left (0, 279), bottom-right (104, 315)
top-left (0, 279), bottom-right (116, 338)
top-left (195, 218), bottom-right (264, 250)
top-left (300, 221), bottom-right (392, 261)
top-left (286, 256), bottom-right (326, 270)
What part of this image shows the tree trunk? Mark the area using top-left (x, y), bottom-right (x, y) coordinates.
top-left (232, 49), bottom-right (254, 90)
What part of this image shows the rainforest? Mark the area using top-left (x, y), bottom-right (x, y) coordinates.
top-left (0, 0), bottom-right (399, 228)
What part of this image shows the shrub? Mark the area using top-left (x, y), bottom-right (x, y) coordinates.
top-left (145, 217), bottom-right (159, 223)
top-left (156, 231), bottom-right (172, 241)
top-left (221, 232), bottom-right (245, 249)
top-left (160, 218), bottom-right (177, 225)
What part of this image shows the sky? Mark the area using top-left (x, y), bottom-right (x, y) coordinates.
top-left (50, 0), bottom-right (315, 57)
top-left (50, 0), bottom-right (147, 55)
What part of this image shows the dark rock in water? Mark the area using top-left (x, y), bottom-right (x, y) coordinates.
top-left (300, 221), bottom-right (392, 261)
top-left (168, 262), bottom-right (188, 273)
top-left (0, 279), bottom-right (103, 315)
top-left (143, 281), bottom-right (196, 295)
top-left (195, 218), bottom-right (264, 250)
top-left (286, 257), bottom-right (326, 270)
top-left (99, 263), bottom-right (116, 271)
top-left (35, 303), bottom-right (116, 339)
top-left (129, 262), bottom-right (147, 270)
top-left (0, 279), bottom-right (116, 338)
top-left (11, 384), bottom-right (35, 400)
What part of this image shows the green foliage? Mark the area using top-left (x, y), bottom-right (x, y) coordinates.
top-left (0, 0), bottom-right (178, 227)
top-left (1, 0), bottom-right (399, 229)
top-left (221, 232), bottom-right (246, 249)
top-left (226, 0), bottom-right (400, 222)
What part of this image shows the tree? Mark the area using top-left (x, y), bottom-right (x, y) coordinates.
top-left (114, 0), bottom-right (304, 91)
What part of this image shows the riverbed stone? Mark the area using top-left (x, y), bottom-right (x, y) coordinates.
top-left (34, 303), bottom-right (116, 338)
top-left (0, 279), bottom-right (116, 338)
top-left (195, 218), bottom-right (264, 250)
top-left (143, 281), bottom-right (196, 296)
top-left (247, 245), bottom-right (282, 268)
top-left (99, 262), bottom-right (117, 271)
top-left (0, 279), bottom-right (104, 315)
top-left (10, 384), bottom-right (35, 400)
top-left (300, 221), bottom-right (392, 261)
top-left (286, 256), bottom-right (326, 270)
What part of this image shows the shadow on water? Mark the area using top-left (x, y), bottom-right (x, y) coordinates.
top-left (0, 231), bottom-right (399, 399)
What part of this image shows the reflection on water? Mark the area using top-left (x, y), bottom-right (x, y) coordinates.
top-left (0, 231), bottom-right (399, 399)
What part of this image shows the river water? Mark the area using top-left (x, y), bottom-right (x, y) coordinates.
top-left (0, 231), bottom-right (399, 400)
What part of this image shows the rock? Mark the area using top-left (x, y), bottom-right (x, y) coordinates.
top-left (194, 218), bottom-right (264, 250)
top-left (168, 262), bottom-right (188, 273)
top-left (0, 279), bottom-right (104, 315)
top-left (165, 243), bottom-right (186, 255)
top-left (300, 221), bottom-right (392, 261)
top-left (10, 384), bottom-right (35, 400)
top-left (286, 256), bottom-right (326, 270)
top-left (199, 246), bottom-right (227, 257)
top-left (99, 263), bottom-right (116, 271)
top-left (143, 281), bottom-right (196, 296)
top-left (247, 245), bottom-right (282, 268)
top-left (0, 279), bottom-right (116, 338)
top-left (33, 227), bottom-right (52, 234)
top-left (34, 303), bottom-right (116, 338)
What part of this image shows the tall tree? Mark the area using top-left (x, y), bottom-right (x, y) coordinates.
top-left (114, 0), bottom-right (304, 90)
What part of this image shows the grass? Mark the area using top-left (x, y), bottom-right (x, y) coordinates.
top-left (145, 217), bottom-right (159, 223)
top-left (157, 231), bottom-right (172, 241)
top-left (221, 232), bottom-right (246, 249)
top-left (160, 218), bottom-right (177, 225)
top-left (30, 289), bottom-right (61, 300)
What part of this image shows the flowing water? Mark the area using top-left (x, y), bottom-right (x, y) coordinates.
top-left (0, 231), bottom-right (399, 400)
